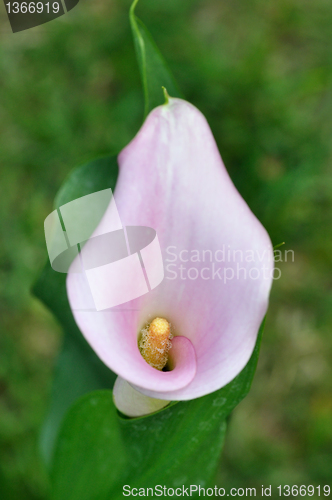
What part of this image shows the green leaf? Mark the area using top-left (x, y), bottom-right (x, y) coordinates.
top-left (51, 322), bottom-right (264, 499)
top-left (51, 391), bottom-right (127, 500)
top-left (33, 156), bottom-right (119, 465)
top-left (39, 334), bottom-right (116, 467)
top-left (130, 0), bottom-right (183, 117)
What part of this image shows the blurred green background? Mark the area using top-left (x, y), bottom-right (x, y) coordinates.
top-left (0, 0), bottom-right (332, 497)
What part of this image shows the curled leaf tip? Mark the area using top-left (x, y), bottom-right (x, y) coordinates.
top-left (162, 86), bottom-right (170, 104)
top-left (273, 241), bottom-right (285, 250)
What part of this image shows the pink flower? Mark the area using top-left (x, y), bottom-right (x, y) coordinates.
top-left (67, 98), bottom-right (273, 417)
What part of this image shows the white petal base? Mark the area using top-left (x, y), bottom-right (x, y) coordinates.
top-left (113, 376), bottom-right (171, 417)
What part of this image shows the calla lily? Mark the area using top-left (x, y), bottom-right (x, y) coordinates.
top-left (67, 98), bottom-right (274, 417)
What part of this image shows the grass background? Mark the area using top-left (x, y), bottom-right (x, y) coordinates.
top-left (0, 0), bottom-right (332, 497)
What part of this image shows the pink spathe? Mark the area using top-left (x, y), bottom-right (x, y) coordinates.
top-left (67, 98), bottom-right (273, 411)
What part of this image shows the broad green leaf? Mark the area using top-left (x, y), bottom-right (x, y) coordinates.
top-left (130, 0), bottom-right (183, 117)
top-left (51, 322), bottom-right (264, 499)
top-left (33, 156), bottom-right (119, 465)
top-left (51, 391), bottom-right (127, 500)
top-left (54, 156), bottom-right (118, 209)
top-left (39, 334), bottom-right (115, 467)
